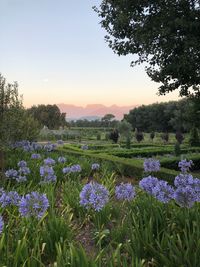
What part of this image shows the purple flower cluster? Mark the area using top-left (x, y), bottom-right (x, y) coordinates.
top-left (19, 192), bottom-right (49, 219)
top-left (0, 191), bottom-right (21, 207)
top-left (62, 164), bottom-right (82, 174)
top-left (0, 216), bottom-right (4, 234)
top-left (57, 140), bottom-right (64, 145)
top-left (5, 169), bottom-right (18, 180)
top-left (140, 159), bottom-right (200, 207)
top-left (70, 164), bottom-right (82, 173)
top-left (139, 176), bottom-right (174, 203)
top-left (80, 182), bottom-right (109, 211)
top-left (58, 156), bottom-right (66, 164)
top-left (18, 160), bottom-right (27, 168)
top-left (5, 161), bottom-right (31, 183)
top-left (115, 183), bottom-right (135, 201)
top-left (40, 165), bottom-right (57, 183)
top-left (62, 167), bottom-right (71, 174)
top-left (81, 144), bottom-right (88, 150)
top-left (139, 176), bottom-right (159, 195)
top-left (44, 158), bottom-right (55, 166)
top-left (31, 153), bottom-right (41, 159)
top-left (178, 159), bottom-right (193, 173)
top-left (173, 173), bottom-right (200, 207)
top-left (151, 180), bottom-right (174, 203)
top-left (143, 158), bottom-right (160, 172)
top-left (91, 163), bottom-right (100, 171)
top-left (44, 142), bottom-right (57, 152)
top-left (12, 141), bottom-right (42, 152)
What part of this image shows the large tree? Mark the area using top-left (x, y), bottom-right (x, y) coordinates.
top-left (94, 1), bottom-right (200, 97)
top-left (0, 74), bottom-right (39, 170)
top-left (27, 104), bottom-right (66, 129)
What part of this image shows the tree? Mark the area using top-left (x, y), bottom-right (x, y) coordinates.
top-left (94, 1), bottom-right (200, 97)
top-left (27, 104), bottom-right (66, 129)
top-left (117, 120), bottom-right (132, 138)
top-left (0, 74), bottom-right (39, 170)
top-left (101, 114), bottom-right (115, 127)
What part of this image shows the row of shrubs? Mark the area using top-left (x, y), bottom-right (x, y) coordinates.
top-left (60, 146), bottom-right (178, 182)
top-left (160, 154), bottom-right (200, 174)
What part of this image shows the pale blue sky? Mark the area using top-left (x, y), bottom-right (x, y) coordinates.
top-left (0, 0), bottom-right (179, 107)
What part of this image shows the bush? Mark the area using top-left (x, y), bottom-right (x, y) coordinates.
top-left (125, 136), bottom-right (131, 149)
top-left (161, 132), bottom-right (169, 143)
top-left (109, 129), bottom-right (119, 143)
top-left (174, 142), bottom-right (181, 156)
top-left (97, 133), bottom-right (101, 140)
top-left (175, 131), bottom-right (184, 144)
top-left (135, 131), bottom-right (144, 143)
top-left (189, 127), bottom-right (200, 146)
top-left (150, 132), bottom-right (155, 141)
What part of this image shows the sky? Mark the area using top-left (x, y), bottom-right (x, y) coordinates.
top-left (0, 0), bottom-right (180, 108)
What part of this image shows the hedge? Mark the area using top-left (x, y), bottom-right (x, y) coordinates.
top-left (60, 146), bottom-right (179, 183)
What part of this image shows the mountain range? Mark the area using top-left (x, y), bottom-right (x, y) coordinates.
top-left (57, 104), bottom-right (136, 121)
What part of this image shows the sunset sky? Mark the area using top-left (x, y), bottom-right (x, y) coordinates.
top-left (0, 0), bottom-right (180, 108)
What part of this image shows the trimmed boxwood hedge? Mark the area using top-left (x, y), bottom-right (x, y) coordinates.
top-left (60, 146), bottom-right (178, 183)
top-left (160, 154), bottom-right (200, 174)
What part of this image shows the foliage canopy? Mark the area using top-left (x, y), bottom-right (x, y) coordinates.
top-left (94, 1), bottom-right (200, 97)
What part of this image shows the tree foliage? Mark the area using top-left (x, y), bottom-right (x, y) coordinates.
top-left (124, 98), bottom-right (199, 132)
top-left (27, 104), bottom-right (66, 129)
top-left (94, 1), bottom-right (200, 97)
top-left (0, 74), bottom-right (39, 146)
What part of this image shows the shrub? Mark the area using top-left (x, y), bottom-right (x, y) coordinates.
top-left (135, 131), bottom-right (144, 143)
top-left (174, 142), bottom-right (181, 156)
top-left (150, 132), bottom-right (155, 141)
top-left (97, 133), bottom-right (101, 140)
top-left (189, 127), bottom-right (200, 147)
top-left (161, 132), bottom-right (169, 143)
top-left (109, 129), bottom-right (119, 143)
top-left (175, 131), bottom-right (184, 144)
top-left (125, 136), bottom-right (131, 149)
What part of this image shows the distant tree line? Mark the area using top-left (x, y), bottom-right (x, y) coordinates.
top-left (68, 114), bottom-right (119, 128)
top-left (124, 98), bottom-right (200, 133)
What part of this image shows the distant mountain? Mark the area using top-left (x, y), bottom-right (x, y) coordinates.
top-left (57, 103), bottom-right (136, 120)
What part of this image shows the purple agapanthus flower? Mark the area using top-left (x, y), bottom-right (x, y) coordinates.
top-left (178, 159), bottom-right (193, 173)
top-left (17, 160), bottom-right (27, 168)
top-left (81, 145), bottom-right (88, 150)
top-left (5, 169), bottom-right (18, 179)
top-left (139, 176), bottom-right (159, 195)
top-left (62, 167), bottom-right (71, 174)
top-left (91, 163), bottom-right (100, 171)
top-left (80, 182), bottom-right (109, 211)
top-left (44, 143), bottom-right (57, 152)
top-left (0, 216), bottom-right (4, 234)
top-left (174, 186), bottom-right (196, 208)
top-left (115, 183), bottom-right (136, 201)
top-left (19, 192), bottom-right (49, 219)
top-left (174, 173), bottom-right (194, 188)
top-left (40, 165), bottom-right (56, 183)
top-left (0, 191), bottom-right (21, 207)
top-left (44, 158), bottom-right (56, 166)
top-left (16, 176), bottom-right (27, 183)
top-left (152, 180), bottom-right (174, 203)
top-left (70, 164), bottom-right (82, 173)
top-left (143, 158), bottom-right (160, 172)
top-left (31, 153), bottom-right (41, 159)
top-left (57, 140), bottom-right (64, 145)
top-left (58, 156), bottom-right (66, 164)
top-left (19, 167), bottom-right (30, 176)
